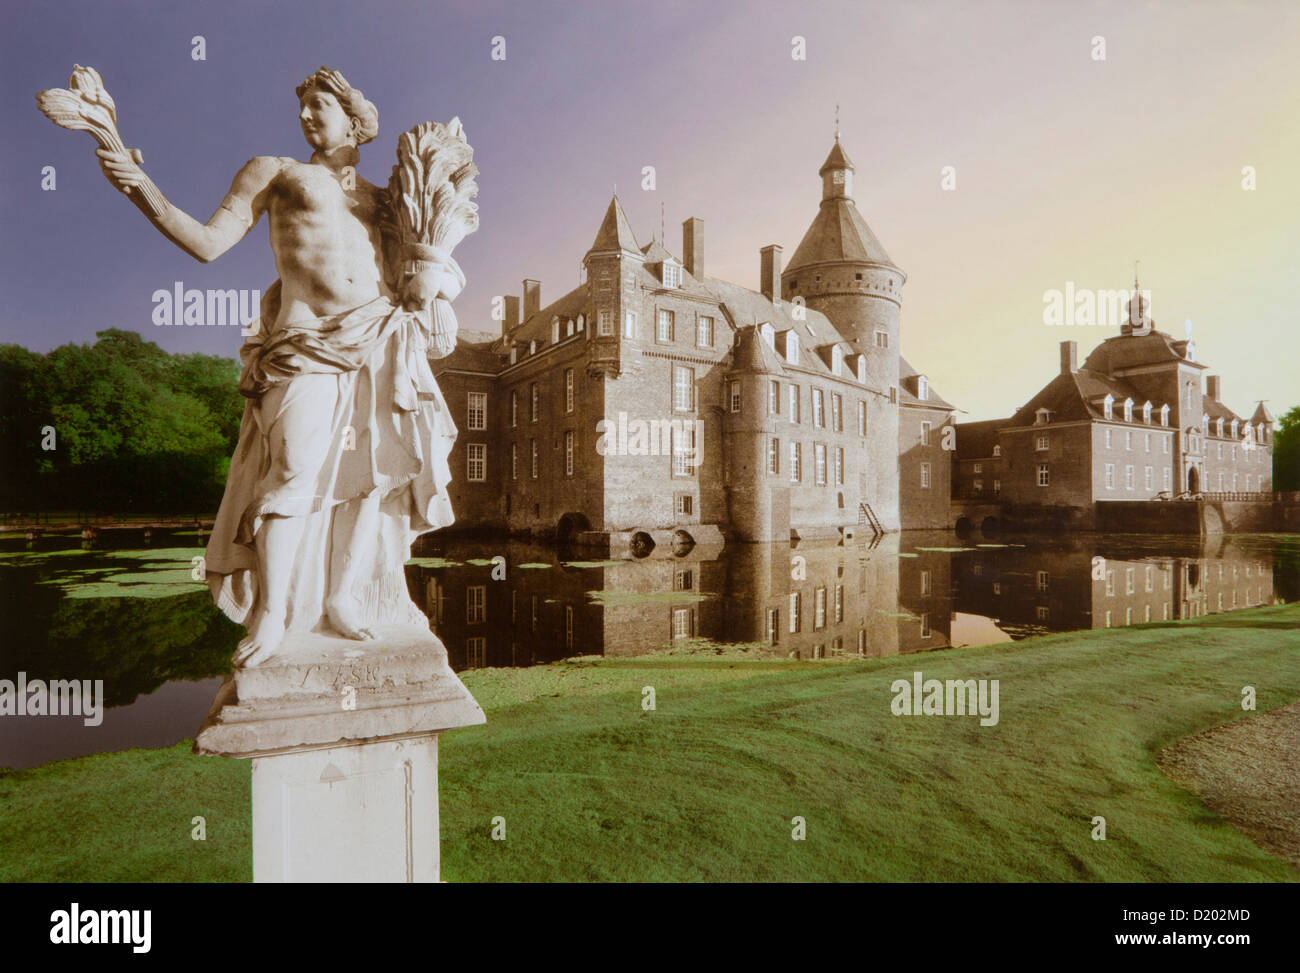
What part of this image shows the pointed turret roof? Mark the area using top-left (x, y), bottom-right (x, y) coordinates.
top-left (819, 137), bottom-right (854, 175)
top-left (587, 195), bottom-right (640, 256)
top-left (786, 138), bottom-right (897, 272)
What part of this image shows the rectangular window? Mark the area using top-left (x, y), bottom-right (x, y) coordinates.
top-left (564, 369), bottom-right (575, 414)
top-left (790, 442), bottom-right (802, 482)
top-left (1105, 463), bottom-right (1114, 489)
top-left (767, 609), bottom-right (779, 645)
top-left (467, 443), bottom-right (486, 482)
top-left (814, 586), bottom-right (827, 630)
top-left (729, 381), bottom-right (741, 413)
top-left (1163, 467), bottom-right (1171, 490)
top-left (697, 315), bottom-right (714, 348)
top-left (1105, 570), bottom-right (1114, 595)
top-left (768, 437), bottom-right (780, 475)
top-left (831, 393), bottom-right (842, 432)
top-left (530, 383), bottom-right (538, 422)
top-left (1126, 430), bottom-right (1133, 450)
top-left (814, 443), bottom-right (827, 485)
top-left (672, 425), bottom-right (696, 477)
top-left (834, 585), bottom-right (843, 623)
top-left (598, 309), bottom-right (612, 335)
top-left (564, 430), bottom-right (574, 476)
top-left (511, 442), bottom-right (518, 480)
top-left (467, 585), bottom-right (486, 624)
top-left (1126, 568), bottom-right (1134, 595)
top-left (993, 478), bottom-right (1001, 493)
top-left (1037, 463), bottom-right (1050, 487)
top-left (466, 636), bottom-right (486, 669)
top-left (1036, 434), bottom-right (1049, 451)
top-left (1125, 464), bottom-right (1134, 490)
top-left (656, 308), bottom-right (674, 342)
top-left (813, 388), bottom-right (825, 428)
top-left (974, 462), bottom-right (983, 473)
top-left (1145, 565), bottom-right (1153, 592)
top-left (921, 462), bottom-right (931, 489)
top-left (769, 380), bottom-right (780, 415)
top-left (1145, 433), bottom-right (1151, 452)
top-left (1105, 428), bottom-right (1112, 449)
top-left (674, 366), bottom-right (695, 412)
top-left (920, 613), bottom-right (931, 638)
top-left (874, 330), bottom-right (888, 348)
top-left (790, 385), bottom-right (801, 423)
top-left (565, 605), bottom-right (574, 650)
top-left (672, 607), bottom-right (693, 640)
top-left (510, 389), bottom-right (518, 428)
top-left (623, 309), bottom-right (636, 338)
top-left (921, 569), bottom-right (932, 596)
top-left (858, 401), bottom-right (866, 437)
top-left (921, 421), bottom-right (931, 446)
top-left (789, 592), bottom-right (801, 633)
top-left (1037, 570), bottom-right (1049, 591)
top-left (1162, 437), bottom-right (1169, 454)
top-left (834, 447), bottom-right (844, 486)
top-left (674, 494), bottom-right (693, 517)
top-left (1144, 466), bottom-right (1152, 489)
top-left (530, 439), bottom-right (538, 478)
top-left (467, 391), bottom-right (487, 431)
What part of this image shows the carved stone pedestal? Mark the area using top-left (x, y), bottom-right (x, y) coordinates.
top-left (196, 625), bottom-right (484, 883)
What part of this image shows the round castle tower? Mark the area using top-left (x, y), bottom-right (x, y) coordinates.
top-left (781, 136), bottom-right (905, 392)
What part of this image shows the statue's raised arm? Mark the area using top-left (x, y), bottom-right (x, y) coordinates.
top-left (36, 65), bottom-right (268, 263)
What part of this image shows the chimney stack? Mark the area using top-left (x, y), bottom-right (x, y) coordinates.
top-left (1206, 375), bottom-right (1220, 400)
top-left (523, 279), bottom-right (541, 321)
top-left (760, 244), bottom-right (782, 304)
top-left (503, 295), bottom-right (521, 335)
top-left (682, 217), bottom-right (704, 280)
top-left (1060, 340), bottom-right (1077, 374)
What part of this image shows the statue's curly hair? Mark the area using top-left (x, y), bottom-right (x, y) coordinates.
top-left (295, 67), bottom-right (378, 146)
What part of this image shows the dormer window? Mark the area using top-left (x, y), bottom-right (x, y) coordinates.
top-left (1035, 407), bottom-right (1052, 425)
top-left (993, 445), bottom-right (1002, 457)
top-left (760, 322), bottom-right (776, 349)
top-left (529, 339), bottom-right (537, 355)
top-left (856, 357), bottom-right (867, 383)
top-left (576, 314), bottom-right (585, 332)
top-left (1230, 419), bottom-right (1238, 439)
top-left (782, 331), bottom-right (800, 365)
top-left (662, 261), bottom-right (681, 288)
top-left (1216, 417), bottom-right (1224, 437)
top-left (1123, 398), bottom-right (1134, 422)
top-left (1160, 404), bottom-right (1170, 427)
top-left (552, 317), bottom-right (560, 344)
top-left (831, 345), bottom-right (844, 376)
top-left (509, 346), bottom-right (518, 365)
top-left (1103, 394), bottom-right (1114, 420)
top-left (917, 376), bottom-right (929, 401)
top-left (566, 318), bottom-right (575, 337)
top-left (1142, 402), bottom-right (1152, 424)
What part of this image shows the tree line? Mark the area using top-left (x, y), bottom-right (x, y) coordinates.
top-left (0, 329), bottom-right (243, 514)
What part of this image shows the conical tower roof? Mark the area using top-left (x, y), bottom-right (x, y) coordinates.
top-left (587, 195), bottom-right (640, 256)
top-left (786, 139), bottom-right (897, 272)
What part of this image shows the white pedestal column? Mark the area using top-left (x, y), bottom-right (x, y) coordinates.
top-left (196, 625), bottom-right (484, 883)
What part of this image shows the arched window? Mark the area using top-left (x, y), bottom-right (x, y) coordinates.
top-left (1103, 394), bottom-right (1114, 420)
top-left (1123, 398), bottom-right (1134, 422)
top-left (1142, 402), bottom-right (1152, 424)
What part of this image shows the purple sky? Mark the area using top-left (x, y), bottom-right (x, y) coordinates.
top-left (3, 0), bottom-right (1297, 421)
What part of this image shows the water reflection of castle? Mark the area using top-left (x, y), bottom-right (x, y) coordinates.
top-left (406, 534), bottom-right (1280, 671)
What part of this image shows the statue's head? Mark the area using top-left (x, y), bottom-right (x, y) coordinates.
top-left (295, 67), bottom-right (378, 150)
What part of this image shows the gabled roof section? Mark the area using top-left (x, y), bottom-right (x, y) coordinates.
top-left (587, 195), bottom-right (640, 257)
top-left (953, 419), bottom-right (1006, 460)
top-left (898, 357), bottom-right (955, 410)
top-left (1251, 402), bottom-right (1275, 426)
top-left (640, 237), bottom-right (675, 264)
top-left (785, 196), bottom-right (896, 272)
top-left (508, 284), bottom-right (589, 348)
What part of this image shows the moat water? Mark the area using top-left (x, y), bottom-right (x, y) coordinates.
top-left (1, 529), bottom-right (1296, 769)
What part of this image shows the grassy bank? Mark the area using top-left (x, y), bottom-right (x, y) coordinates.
top-left (2, 604), bottom-right (1298, 882)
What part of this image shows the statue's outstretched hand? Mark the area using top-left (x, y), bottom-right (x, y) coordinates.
top-left (96, 146), bottom-right (146, 194)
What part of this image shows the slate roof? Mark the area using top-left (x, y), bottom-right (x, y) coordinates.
top-left (587, 195), bottom-right (640, 255)
top-left (785, 197), bottom-right (896, 272)
top-left (899, 357), bottom-right (954, 410)
top-left (1080, 329), bottom-right (1204, 373)
top-left (953, 419), bottom-right (1005, 460)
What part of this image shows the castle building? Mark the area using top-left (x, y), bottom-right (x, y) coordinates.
top-left (953, 294), bottom-right (1275, 515)
top-left (435, 137), bottom-right (954, 548)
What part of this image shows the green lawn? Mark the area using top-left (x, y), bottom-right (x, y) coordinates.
top-left (2, 604), bottom-right (1298, 882)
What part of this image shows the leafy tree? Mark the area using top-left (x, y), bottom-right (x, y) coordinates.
top-left (1274, 405), bottom-right (1300, 492)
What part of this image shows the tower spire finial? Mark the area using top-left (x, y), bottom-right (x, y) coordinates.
top-left (834, 102), bottom-right (840, 141)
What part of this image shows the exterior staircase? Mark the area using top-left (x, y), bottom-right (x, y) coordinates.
top-left (858, 501), bottom-right (884, 537)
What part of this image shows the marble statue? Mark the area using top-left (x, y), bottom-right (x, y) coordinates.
top-left (38, 66), bottom-right (479, 668)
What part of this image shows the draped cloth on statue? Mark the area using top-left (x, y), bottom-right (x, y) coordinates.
top-left (204, 281), bottom-right (457, 634)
